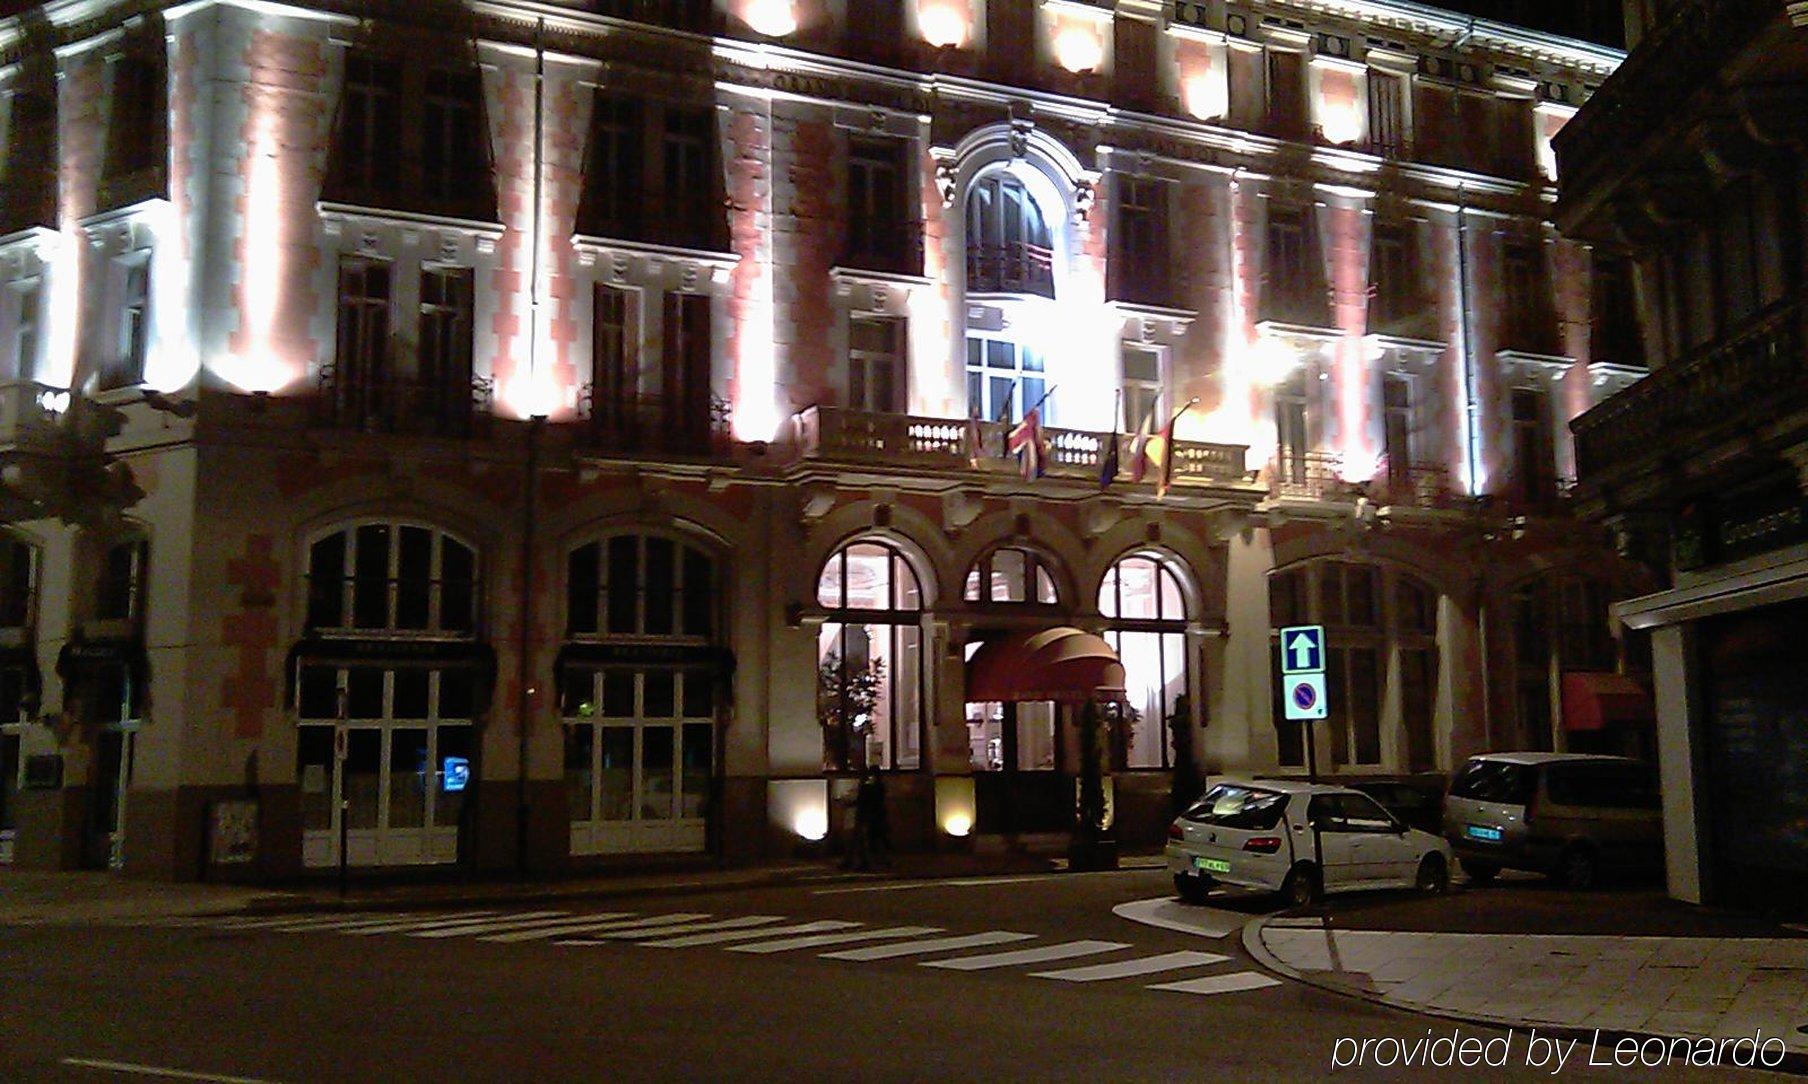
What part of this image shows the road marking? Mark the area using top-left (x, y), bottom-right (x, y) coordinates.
top-left (340, 911), bottom-right (542, 936)
top-left (812, 874), bottom-right (1048, 895)
top-left (923, 940), bottom-right (1129, 971)
top-left (60, 1057), bottom-right (280, 1083)
top-left (1149, 971), bottom-right (1283, 995)
top-left (641, 920), bottom-right (862, 948)
top-left (486, 913), bottom-right (707, 943)
top-left (1031, 950), bottom-right (1230, 982)
top-left (585, 915), bottom-right (787, 940)
top-left (727, 926), bottom-right (943, 954)
top-left (426, 913), bottom-right (637, 940)
top-left (228, 910), bottom-right (505, 933)
top-left (406, 911), bottom-right (574, 938)
top-left (822, 931), bottom-right (1035, 961)
top-left (1112, 897), bottom-right (1245, 939)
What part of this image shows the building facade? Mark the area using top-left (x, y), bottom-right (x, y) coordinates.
top-left (0, 0), bottom-right (1641, 881)
top-left (1560, 0), bottom-right (1808, 910)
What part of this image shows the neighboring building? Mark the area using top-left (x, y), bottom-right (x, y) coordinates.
top-left (0, 0), bottom-right (1636, 881)
top-left (1559, 0), bottom-right (1808, 909)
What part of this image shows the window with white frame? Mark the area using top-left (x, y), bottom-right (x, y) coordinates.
top-left (1100, 552), bottom-right (1191, 770)
top-left (964, 546), bottom-right (1058, 605)
top-left (965, 335), bottom-right (1048, 425)
top-left (98, 255), bottom-right (150, 392)
top-left (1120, 345), bottom-right (1162, 430)
top-left (3, 277), bottom-right (39, 381)
top-left (847, 315), bottom-right (904, 414)
top-left (816, 540), bottom-right (924, 772)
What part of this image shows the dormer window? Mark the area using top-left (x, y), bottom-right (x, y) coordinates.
top-left (325, 51), bottom-right (496, 223)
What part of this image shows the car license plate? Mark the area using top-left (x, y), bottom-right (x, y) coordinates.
top-left (1465, 824), bottom-right (1503, 842)
top-left (1195, 857), bottom-right (1232, 874)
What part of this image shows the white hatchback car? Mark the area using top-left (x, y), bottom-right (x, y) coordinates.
top-left (1166, 780), bottom-right (1454, 907)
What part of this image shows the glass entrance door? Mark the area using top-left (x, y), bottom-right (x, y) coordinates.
top-left (298, 722), bottom-right (471, 868)
top-left (564, 668), bottom-right (714, 855)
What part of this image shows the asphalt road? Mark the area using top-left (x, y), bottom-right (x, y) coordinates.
top-left (0, 868), bottom-right (1770, 1083)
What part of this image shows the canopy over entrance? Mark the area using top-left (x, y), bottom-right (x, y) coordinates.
top-left (965, 627), bottom-right (1126, 704)
top-left (1560, 671), bottom-right (1654, 732)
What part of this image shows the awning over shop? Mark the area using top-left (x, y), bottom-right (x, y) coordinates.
top-left (284, 637), bottom-right (497, 711)
top-left (965, 627), bottom-right (1126, 704)
top-left (54, 637), bottom-right (147, 690)
top-left (1560, 671), bottom-right (1654, 732)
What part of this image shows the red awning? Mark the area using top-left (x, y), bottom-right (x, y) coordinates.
top-left (965, 627), bottom-right (1126, 704)
top-left (1560, 671), bottom-right (1654, 732)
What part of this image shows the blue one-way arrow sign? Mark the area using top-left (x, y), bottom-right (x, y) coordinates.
top-left (1279, 625), bottom-right (1325, 675)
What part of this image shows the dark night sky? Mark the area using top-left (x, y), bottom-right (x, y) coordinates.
top-left (0, 1), bottom-right (1625, 50)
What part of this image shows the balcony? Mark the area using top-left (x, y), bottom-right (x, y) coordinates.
top-left (1270, 450), bottom-right (1345, 501)
top-left (1270, 452), bottom-right (1460, 510)
top-left (967, 242), bottom-right (1055, 299)
top-left (314, 366), bottom-right (494, 438)
top-left (791, 406), bottom-right (1248, 488)
top-left (580, 388), bottom-right (731, 458)
top-left (1572, 295), bottom-right (1806, 486)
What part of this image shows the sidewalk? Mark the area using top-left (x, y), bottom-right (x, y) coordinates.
top-left (0, 848), bottom-right (1079, 926)
top-left (1246, 880), bottom-right (1808, 1066)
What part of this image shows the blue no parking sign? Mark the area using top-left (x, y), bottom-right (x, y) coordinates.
top-left (1283, 673), bottom-right (1328, 721)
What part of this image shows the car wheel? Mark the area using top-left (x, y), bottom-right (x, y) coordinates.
top-left (1173, 873), bottom-right (1212, 905)
top-left (1458, 858), bottom-right (1498, 885)
top-left (1415, 854), bottom-right (1450, 895)
top-left (1556, 845), bottom-right (1598, 890)
top-left (1279, 863), bottom-right (1321, 908)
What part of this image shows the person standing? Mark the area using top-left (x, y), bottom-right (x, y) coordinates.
top-left (855, 766), bottom-right (889, 869)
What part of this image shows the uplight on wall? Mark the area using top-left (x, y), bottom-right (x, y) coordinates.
top-left (1182, 73), bottom-right (1226, 121)
top-left (1054, 26), bottom-right (1104, 74)
top-left (1247, 332), bottom-right (1304, 387)
top-left (936, 776), bottom-right (977, 837)
top-left (741, 0), bottom-right (797, 37)
top-left (770, 779), bottom-right (830, 842)
top-left (918, 0), bottom-right (969, 48)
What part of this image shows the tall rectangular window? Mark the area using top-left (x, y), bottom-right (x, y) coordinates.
top-left (1382, 373), bottom-right (1412, 479)
top-left (1591, 257), bottom-right (1642, 367)
top-left (592, 284), bottom-right (633, 429)
top-left (419, 266), bottom-right (474, 411)
top-left (585, 96), bottom-right (643, 234)
top-left (1502, 242), bottom-right (1551, 350)
top-left (422, 70), bottom-right (482, 204)
top-left (5, 279), bottom-right (38, 380)
top-left (1265, 50), bottom-right (1308, 141)
top-left (1112, 177), bottom-right (1169, 306)
top-left (100, 257), bottom-right (150, 391)
top-left (846, 138), bottom-right (911, 273)
top-left (1274, 372), bottom-right (1309, 485)
top-left (104, 53), bottom-right (164, 181)
top-left (847, 315), bottom-right (904, 414)
top-left (1121, 346), bottom-right (1162, 430)
top-left (339, 55), bottom-right (401, 195)
top-left (1366, 70), bottom-right (1406, 157)
top-left (337, 259), bottom-right (390, 380)
top-left (662, 107), bottom-right (712, 241)
top-left (1265, 209), bottom-right (1326, 325)
top-left (964, 336), bottom-right (1046, 425)
top-left (1227, 46), bottom-right (1266, 130)
top-left (1511, 386), bottom-right (1554, 503)
top-left (1368, 225), bottom-right (1414, 329)
top-left (96, 539), bottom-right (148, 623)
top-left (662, 293), bottom-right (712, 449)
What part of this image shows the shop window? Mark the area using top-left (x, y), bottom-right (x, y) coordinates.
top-left (817, 541), bottom-right (923, 772)
top-left (964, 546), bottom-right (1058, 605)
top-left (567, 534), bottom-right (714, 639)
top-left (306, 523), bottom-right (478, 635)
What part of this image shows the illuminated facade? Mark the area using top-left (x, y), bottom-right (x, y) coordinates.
top-left (0, 0), bottom-right (1645, 880)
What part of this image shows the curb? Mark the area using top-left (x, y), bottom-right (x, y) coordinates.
top-left (1241, 914), bottom-right (1808, 1077)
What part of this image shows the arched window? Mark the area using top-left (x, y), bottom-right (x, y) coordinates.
top-left (1268, 560), bottom-right (1440, 772)
top-left (817, 541), bottom-right (924, 772)
top-left (967, 172), bottom-right (1054, 297)
top-left (964, 546), bottom-right (1058, 605)
top-left (1100, 552), bottom-right (1191, 770)
top-left (562, 533), bottom-right (721, 855)
top-left (567, 534), bottom-right (714, 639)
top-left (306, 523), bottom-right (477, 635)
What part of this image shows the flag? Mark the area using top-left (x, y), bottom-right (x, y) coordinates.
top-left (1007, 407), bottom-right (1047, 480)
top-left (994, 384), bottom-right (1017, 459)
top-left (1099, 414), bottom-right (1120, 490)
top-left (1127, 401), bottom-right (1159, 483)
top-left (1154, 401), bottom-right (1196, 498)
top-left (964, 410), bottom-right (983, 469)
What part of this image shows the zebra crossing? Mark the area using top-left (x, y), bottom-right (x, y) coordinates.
top-left (130, 906), bottom-right (1283, 997)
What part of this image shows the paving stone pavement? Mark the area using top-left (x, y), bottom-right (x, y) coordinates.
top-left (1252, 919), bottom-right (1808, 1058)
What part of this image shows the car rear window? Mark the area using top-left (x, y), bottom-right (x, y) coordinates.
top-left (1448, 760), bottom-right (1535, 805)
top-left (1182, 784), bottom-right (1288, 830)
